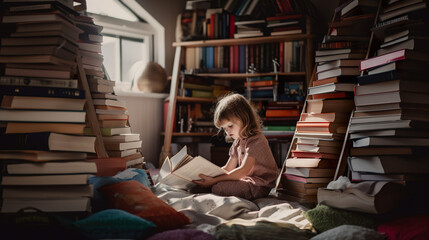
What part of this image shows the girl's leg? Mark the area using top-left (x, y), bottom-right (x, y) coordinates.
top-left (212, 180), bottom-right (270, 200)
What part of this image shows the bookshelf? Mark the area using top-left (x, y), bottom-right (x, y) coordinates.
top-left (160, 22), bottom-right (315, 166)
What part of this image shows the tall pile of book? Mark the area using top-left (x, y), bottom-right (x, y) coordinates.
top-left (348, 0), bottom-right (429, 182)
top-left (75, 13), bottom-right (145, 169)
top-left (0, 0), bottom-right (97, 215)
top-left (279, 0), bottom-right (377, 203)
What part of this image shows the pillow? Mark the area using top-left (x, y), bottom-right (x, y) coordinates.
top-left (304, 204), bottom-right (377, 233)
top-left (73, 209), bottom-right (156, 239)
top-left (99, 180), bottom-right (190, 231)
top-left (377, 215), bottom-right (429, 240)
top-left (311, 225), bottom-right (386, 240)
top-left (89, 168), bottom-right (152, 211)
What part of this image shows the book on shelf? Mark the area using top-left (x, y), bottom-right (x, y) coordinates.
top-left (316, 59), bottom-right (362, 73)
top-left (2, 185), bottom-right (93, 199)
top-left (285, 157), bottom-right (338, 168)
top-left (349, 146), bottom-right (414, 156)
top-left (311, 91), bottom-right (354, 100)
top-left (354, 90), bottom-right (429, 106)
top-left (353, 136), bottom-right (429, 147)
top-left (315, 52), bottom-right (366, 63)
top-left (357, 69), bottom-right (426, 85)
top-left (316, 67), bottom-right (360, 80)
top-left (1, 198), bottom-right (91, 213)
top-left (339, 0), bottom-right (379, 17)
top-left (3, 66), bottom-right (73, 79)
top-left (1, 174), bottom-right (92, 186)
top-left (307, 83), bottom-right (355, 95)
top-left (97, 119), bottom-right (128, 128)
top-left (0, 85), bottom-right (85, 99)
top-left (300, 112), bottom-right (350, 122)
top-left (103, 140), bottom-right (142, 151)
top-left (0, 45), bottom-right (77, 61)
top-left (349, 129), bottom-right (429, 139)
top-left (0, 76), bottom-right (78, 89)
top-left (106, 148), bottom-right (138, 158)
top-left (297, 137), bottom-right (343, 147)
top-left (348, 155), bottom-right (429, 174)
top-left (295, 143), bottom-right (341, 154)
top-left (285, 167), bottom-right (336, 178)
top-left (4, 122), bottom-right (85, 135)
top-left (355, 102), bottom-right (429, 112)
top-left (158, 146), bottom-right (226, 189)
top-left (306, 99), bottom-right (355, 113)
top-left (102, 133), bottom-right (140, 143)
top-left (290, 150), bottom-right (340, 160)
top-left (5, 161), bottom-right (97, 175)
top-left (0, 109), bottom-right (86, 123)
top-left (296, 121), bottom-right (348, 134)
top-left (84, 127), bottom-right (131, 136)
top-left (1, 96), bottom-right (86, 110)
top-left (367, 59), bottom-right (427, 75)
top-left (359, 49), bottom-right (429, 71)
top-left (265, 109), bottom-right (300, 117)
top-left (0, 132), bottom-right (96, 153)
top-left (312, 76), bottom-right (357, 87)
top-left (355, 79), bottom-right (429, 95)
top-left (379, 1), bottom-right (427, 22)
top-left (0, 150), bottom-right (87, 162)
top-left (351, 110), bottom-right (429, 124)
top-left (377, 38), bottom-right (429, 56)
top-left (294, 132), bottom-right (345, 140)
top-left (349, 119), bottom-right (429, 133)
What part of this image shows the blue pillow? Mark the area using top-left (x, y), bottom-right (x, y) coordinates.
top-left (73, 209), bottom-right (156, 239)
top-left (89, 168), bottom-right (152, 211)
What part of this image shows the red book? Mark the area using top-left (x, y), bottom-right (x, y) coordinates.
top-left (233, 45), bottom-right (239, 73)
top-left (229, 45), bottom-right (234, 73)
top-left (244, 80), bottom-right (277, 87)
top-left (360, 49), bottom-right (429, 71)
top-left (265, 109), bottom-right (300, 117)
top-left (266, 14), bottom-right (302, 21)
top-left (279, 42), bottom-right (284, 72)
top-left (210, 13), bottom-right (215, 39)
top-left (311, 91), bottom-right (353, 100)
top-left (291, 150), bottom-right (340, 160)
top-left (229, 14), bottom-right (235, 39)
top-left (275, 0), bottom-right (285, 14)
top-left (312, 77), bottom-right (339, 87)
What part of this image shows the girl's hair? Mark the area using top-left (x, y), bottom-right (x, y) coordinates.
top-left (214, 93), bottom-right (262, 138)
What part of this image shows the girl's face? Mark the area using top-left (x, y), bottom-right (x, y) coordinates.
top-left (220, 118), bottom-right (242, 140)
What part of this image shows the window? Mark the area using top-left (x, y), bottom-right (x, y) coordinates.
top-left (86, 0), bottom-right (165, 90)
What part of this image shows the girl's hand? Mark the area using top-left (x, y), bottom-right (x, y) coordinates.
top-left (193, 174), bottom-right (216, 187)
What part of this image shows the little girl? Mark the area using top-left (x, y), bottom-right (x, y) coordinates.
top-left (193, 93), bottom-right (279, 200)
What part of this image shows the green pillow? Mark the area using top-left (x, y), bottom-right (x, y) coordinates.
top-left (73, 209), bottom-right (156, 239)
top-left (304, 204), bottom-right (376, 233)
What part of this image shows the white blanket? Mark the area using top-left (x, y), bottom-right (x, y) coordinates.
top-left (153, 183), bottom-right (314, 234)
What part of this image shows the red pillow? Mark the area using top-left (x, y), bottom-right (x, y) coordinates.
top-left (99, 180), bottom-right (190, 231)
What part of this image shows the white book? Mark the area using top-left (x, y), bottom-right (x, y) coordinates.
top-left (158, 146), bottom-right (226, 189)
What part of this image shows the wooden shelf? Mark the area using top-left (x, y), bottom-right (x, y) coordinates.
top-left (193, 72), bottom-right (306, 78)
top-left (173, 34), bottom-right (314, 47)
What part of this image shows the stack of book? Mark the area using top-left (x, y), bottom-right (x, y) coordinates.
top-left (0, 0), bottom-right (97, 215)
top-left (279, 0), bottom-right (377, 203)
top-left (73, 17), bottom-right (145, 169)
top-left (244, 76), bottom-right (278, 99)
top-left (234, 19), bottom-right (265, 38)
top-left (348, 0), bottom-right (429, 182)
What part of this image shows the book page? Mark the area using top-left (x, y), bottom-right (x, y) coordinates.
top-left (159, 156), bottom-right (172, 179)
top-left (174, 156), bottom-right (226, 181)
top-left (158, 172), bottom-right (195, 189)
top-left (170, 146), bottom-right (189, 171)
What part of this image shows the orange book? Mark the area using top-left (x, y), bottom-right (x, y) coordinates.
top-left (265, 109), bottom-right (300, 117)
top-left (296, 121), bottom-right (347, 134)
top-left (95, 105), bottom-right (126, 111)
top-left (312, 77), bottom-right (339, 87)
top-left (244, 80), bottom-right (277, 87)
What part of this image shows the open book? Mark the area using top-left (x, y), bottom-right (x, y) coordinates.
top-left (158, 146), bottom-right (227, 189)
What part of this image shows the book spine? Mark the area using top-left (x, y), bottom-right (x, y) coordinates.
top-left (0, 86), bottom-right (85, 99)
top-left (0, 132), bottom-right (50, 151)
top-left (357, 70), bottom-right (397, 85)
top-left (0, 76), bottom-right (78, 88)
